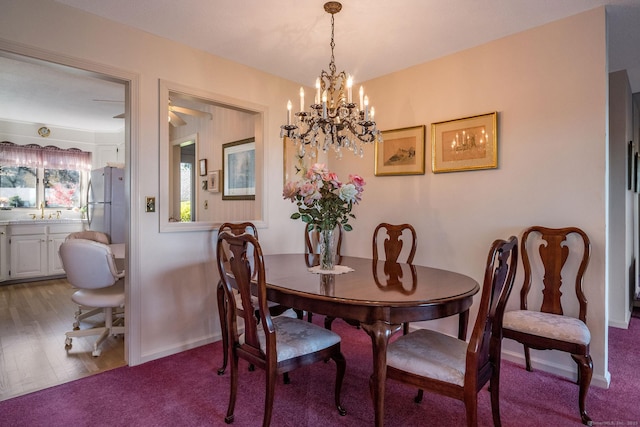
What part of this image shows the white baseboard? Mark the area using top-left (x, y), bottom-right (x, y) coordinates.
top-left (501, 349), bottom-right (610, 389)
top-left (135, 332), bottom-right (223, 366)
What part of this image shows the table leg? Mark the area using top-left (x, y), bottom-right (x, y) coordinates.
top-left (361, 321), bottom-right (401, 427)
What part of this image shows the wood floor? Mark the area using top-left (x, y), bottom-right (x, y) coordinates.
top-left (0, 278), bottom-right (125, 401)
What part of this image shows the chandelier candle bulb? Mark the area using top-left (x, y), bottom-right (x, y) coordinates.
top-left (322, 91), bottom-right (328, 119)
top-left (347, 76), bottom-right (353, 103)
top-left (287, 100), bottom-right (292, 125)
top-left (299, 87), bottom-right (304, 111)
top-left (364, 96), bottom-right (369, 120)
top-left (316, 78), bottom-right (321, 104)
top-left (370, 106), bottom-right (375, 121)
top-left (359, 86), bottom-right (364, 110)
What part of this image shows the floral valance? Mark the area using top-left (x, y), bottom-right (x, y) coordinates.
top-left (0, 141), bottom-right (92, 170)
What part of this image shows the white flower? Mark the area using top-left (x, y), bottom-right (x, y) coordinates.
top-left (338, 183), bottom-right (358, 203)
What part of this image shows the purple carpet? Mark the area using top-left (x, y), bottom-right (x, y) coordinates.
top-left (1, 313), bottom-right (639, 426)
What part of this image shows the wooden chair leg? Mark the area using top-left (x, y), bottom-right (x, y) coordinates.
top-left (572, 354), bottom-right (593, 426)
top-left (490, 369), bottom-right (502, 427)
top-left (414, 389), bottom-right (424, 403)
top-left (464, 395), bottom-right (478, 427)
top-left (332, 351), bottom-right (347, 416)
top-left (217, 282), bottom-right (229, 375)
top-left (263, 366), bottom-right (277, 427)
top-left (225, 353), bottom-right (239, 424)
top-left (402, 322), bottom-right (409, 335)
top-left (325, 316), bottom-right (336, 330)
top-left (523, 345), bottom-right (533, 371)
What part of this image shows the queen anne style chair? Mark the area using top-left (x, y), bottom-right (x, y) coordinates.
top-left (502, 226), bottom-right (593, 426)
top-left (216, 222), bottom-right (298, 377)
top-left (216, 231), bottom-right (346, 426)
top-left (385, 236), bottom-right (518, 427)
top-left (325, 223), bottom-right (417, 332)
top-left (59, 238), bottom-right (125, 357)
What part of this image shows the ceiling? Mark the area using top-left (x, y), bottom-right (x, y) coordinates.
top-left (2, 0), bottom-right (640, 133)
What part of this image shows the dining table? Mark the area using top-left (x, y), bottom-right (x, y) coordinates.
top-left (261, 254), bottom-right (480, 427)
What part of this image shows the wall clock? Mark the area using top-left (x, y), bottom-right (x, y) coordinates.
top-left (37, 126), bottom-right (51, 137)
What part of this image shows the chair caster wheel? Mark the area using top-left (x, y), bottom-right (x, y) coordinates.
top-left (92, 349), bottom-right (101, 357)
top-left (65, 337), bottom-right (72, 349)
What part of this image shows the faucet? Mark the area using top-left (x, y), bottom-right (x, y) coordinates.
top-left (39, 202), bottom-right (45, 219)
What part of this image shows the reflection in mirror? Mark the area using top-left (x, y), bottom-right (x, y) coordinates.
top-left (169, 134), bottom-right (198, 222)
top-left (159, 80), bottom-right (266, 232)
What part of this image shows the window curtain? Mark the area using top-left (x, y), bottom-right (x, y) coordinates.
top-left (0, 141), bottom-right (92, 170)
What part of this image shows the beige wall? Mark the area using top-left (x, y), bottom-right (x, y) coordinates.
top-left (329, 8), bottom-right (609, 386)
top-left (0, 1), bottom-right (612, 387)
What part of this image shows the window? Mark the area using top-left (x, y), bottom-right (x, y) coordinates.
top-left (0, 166), bottom-right (37, 208)
top-left (44, 168), bottom-right (81, 208)
top-left (0, 142), bottom-right (91, 209)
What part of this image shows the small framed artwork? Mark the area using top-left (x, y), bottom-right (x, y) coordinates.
top-left (374, 125), bottom-right (426, 176)
top-left (208, 170), bottom-right (221, 193)
top-left (222, 137), bottom-right (255, 200)
top-left (431, 112), bottom-right (498, 173)
top-left (199, 159), bottom-right (207, 176)
top-left (283, 136), bottom-right (317, 185)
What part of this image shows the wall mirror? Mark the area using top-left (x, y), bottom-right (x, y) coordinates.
top-left (159, 80), bottom-right (265, 232)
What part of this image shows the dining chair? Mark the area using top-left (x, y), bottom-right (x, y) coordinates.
top-left (59, 238), bottom-right (125, 357)
top-left (385, 235), bottom-right (518, 427)
top-left (216, 222), bottom-right (298, 378)
top-left (502, 226), bottom-right (593, 426)
top-left (324, 222), bottom-right (417, 333)
top-left (216, 231), bottom-right (346, 426)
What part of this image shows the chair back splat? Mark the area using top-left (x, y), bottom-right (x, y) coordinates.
top-left (385, 236), bottom-right (518, 427)
top-left (216, 231), bottom-right (346, 426)
top-left (503, 226), bottom-right (593, 426)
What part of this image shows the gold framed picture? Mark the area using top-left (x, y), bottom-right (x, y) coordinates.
top-left (374, 125), bottom-right (426, 176)
top-left (431, 112), bottom-right (497, 173)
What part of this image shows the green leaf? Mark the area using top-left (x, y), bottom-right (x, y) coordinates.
top-left (343, 224), bottom-right (353, 232)
top-left (291, 212), bottom-right (301, 220)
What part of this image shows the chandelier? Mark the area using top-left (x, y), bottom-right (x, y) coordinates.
top-left (280, 1), bottom-right (382, 159)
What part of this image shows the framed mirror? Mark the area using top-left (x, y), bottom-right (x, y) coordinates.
top-left (159, 80), bottom-right (265, 232)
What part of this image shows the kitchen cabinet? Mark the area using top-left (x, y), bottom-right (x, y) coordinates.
top-left (8, 222), bottom-right (84, 281)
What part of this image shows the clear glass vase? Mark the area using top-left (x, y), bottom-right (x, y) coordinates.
top-left (319, 227), bottom-right (337, 270)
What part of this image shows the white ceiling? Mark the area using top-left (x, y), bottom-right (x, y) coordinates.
top-left (2, 0), bottom-right (640, 133)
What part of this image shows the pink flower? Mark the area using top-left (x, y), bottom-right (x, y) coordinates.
top-left (282, 181), bottom-right (298, 201)
top-left (349, 174), bottom-right (366, 191)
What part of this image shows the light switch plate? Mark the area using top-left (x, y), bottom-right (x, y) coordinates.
top-left (146, 197), bottom-right (155, 212)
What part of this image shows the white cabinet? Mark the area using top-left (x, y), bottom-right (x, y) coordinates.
top-left (0, 225), bottom-right (7, 281)
top-left (8, 222), bottom-right (84, 280)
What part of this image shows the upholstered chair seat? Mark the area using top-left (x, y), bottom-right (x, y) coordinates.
top-left (503, 310), bottom-right (590, 345)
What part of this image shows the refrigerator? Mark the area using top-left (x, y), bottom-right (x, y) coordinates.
top-left (87, 166), bottom-right (126, 244)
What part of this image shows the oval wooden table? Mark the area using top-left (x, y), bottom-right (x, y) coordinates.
top-left (261, 254), bottom-right (480, 427)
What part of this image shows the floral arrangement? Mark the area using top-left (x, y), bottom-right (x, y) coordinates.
top-left (283, 163), bottom-right (365, 232)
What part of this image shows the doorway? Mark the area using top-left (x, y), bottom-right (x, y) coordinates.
top-left (0, 47), bottom-right (133, 398)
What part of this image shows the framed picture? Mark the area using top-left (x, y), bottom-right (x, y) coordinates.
top-left (199, 159), bottom-right (207, 176)
top-left (222, 138), bottom-right (255, 200)
top-left (374, 125), bottom-right (426, 176)
top-left (283, 136), bottom-right (316, 185)
top-left (431, 112), bottom-right (498, 173)
top-left (208, 170), bottom-right (221, 193)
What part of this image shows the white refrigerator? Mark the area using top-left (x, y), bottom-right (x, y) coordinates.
top-left (87, 166), bottom-right (126, 244)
